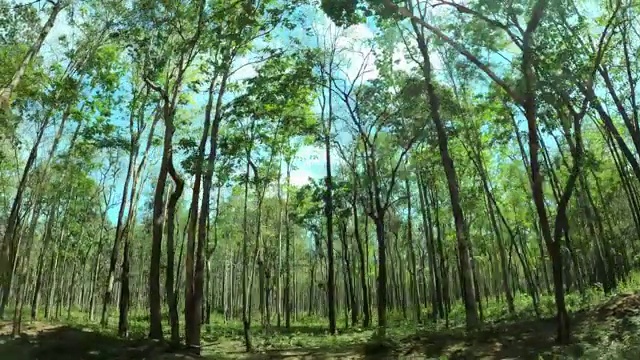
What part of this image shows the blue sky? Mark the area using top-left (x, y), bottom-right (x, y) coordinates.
top-left (25, 2), bottom-right (398, 223)
top-left (15, 0), bottom-right (619, 228)
top-left (21, 0), bottom-right (487, 224)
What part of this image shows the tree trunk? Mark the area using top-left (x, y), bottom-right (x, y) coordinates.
top-left (149, 108), bottom-right (173, 340)
top-left (242, 155), bottom-right (253, 351)
top-left (340, 222), bottom-right (357, 326)
top-left (374, 215), bottom-right (387, 335)
top-left (522, 13), bottom-right (570, 342)
top-left (413, 27), bottom-right (478, 329)
top-left (88, 218), bottom-right (106, 322)
top-left (30, 207), bottom-right (56, 320)
top-left (417, 172), bottom-right (443, 320)
top-left (276, 164), bottom-right (283, 328)
top-left (469, 146), bottom-right (515, 314)
top-left (406, 176), bottom-right (421, 323)
top-left (0, 0), bottom-right (64, 107)
top-left (324, 130), bottom-right (337, 335)
top-left (284, 160), bottom-right (292, 329)
top-left (44, 249), bottom-right (59, 320)
top-left (352, 187), bottom-right (370, 327)
top-left (0, 117), bottom-right (51, 317)
top-left (102, 129), bottom-right (136, 327)
top-left (187, 73), bottom-right (228, 352)
top-left (166, 173), bottom-right (184, 344)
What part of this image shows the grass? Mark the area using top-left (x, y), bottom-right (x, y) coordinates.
top-left (4, 275), bottom-right (640, 359)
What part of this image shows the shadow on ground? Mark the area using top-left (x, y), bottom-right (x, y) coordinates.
top-left (2, 293), bottom-right (640, 359)
top-left (400, 293), bottom-right (640, 359)
top-left (0, 324), bottom-right (194, 360)
top-left (402, 317), bottom-right (574, 360)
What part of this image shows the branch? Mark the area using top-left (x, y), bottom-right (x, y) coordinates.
top-left (552, 150), bottom-right (580, 242)
top-left (229, 50), bottom-right (284, 77)
top-left (432, 0), bottom-right (523, 48)
top-left (396, 23), bottom-right (423, 67)
top-left (524, 0), bottom-right (548, 35)
top-left (144, 77), bottom-right (168, 102)
top-left (167, 158), bottom-right (184, 191)
top-left (382, 0), bottom-right (521, 103)
top-left (14, 0), bottom-right (44, 9)
top-left (383, 137), bottom-right (418, 209)
top-left (333, 139), bottom-right (356, 170)
top-left (248, 157), bottom-right (259, 181)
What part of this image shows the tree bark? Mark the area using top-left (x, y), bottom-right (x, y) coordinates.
top-left (242, 154), bottom-right (253, 351)
top-left (413, 25), bottom-right (478, 329)
top-left (149, 109), bottom-right (172, 340)
top-left (30, 206), bottom-right (56, 320)
top-left (417, 172), bottom-right (443, 320)
top-left (284, 160), bottom-right (292, 329)
top-left (521, 2), bottom-right (570, 342)
top-left (351, 186), bottom-right (370, 327)
top-left (0, 0), bottom-right (64, 107)
top-left (102, 120), bottom-right (137, 327)
top-left (324, 122), bottom-right (337, 335)
top-left (165, 170), bottom-right (184, 344)
top-left (406, 176), bottom-right (421, 323)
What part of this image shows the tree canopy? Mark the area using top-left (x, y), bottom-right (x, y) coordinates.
top-left (1, 0), bottom-right (640, 358)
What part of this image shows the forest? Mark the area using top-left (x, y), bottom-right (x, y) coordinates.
top-left (2, 0), bottom-right (640, 358)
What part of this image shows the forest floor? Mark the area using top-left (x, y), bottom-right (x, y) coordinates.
top-left (2, 292), bottom-right (640, 359)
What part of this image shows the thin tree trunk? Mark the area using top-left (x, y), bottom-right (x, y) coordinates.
top-left (413, 26), bottom-right (478, 329)
top-left (352, 186), bottom-right (370, 327)
top-left (468, 145), bottom-right (515, 314)
top-left (149, 109), bottom-right (173, 340)
top-left (340, 222), bottom-right (357, 326)
top-left (417, 172), bottom-right (442, 320)
top-left (284, 160), bottom-right (292, 329)
top-left (0, 117), bottom-right (51, 317)
top-left (102, 123), bottom-right (137, 327)
top-left (30, 206), bottom-right (56, 320)
top-left (521, 7), bottom-right (571, 342)
top-left (406, 176), bottom-right (421, 323)
top-left (242, 153), bottom-right (253, 352)
top-left (324, 120), bottom-right (337, 335)
top-left (166, 172), bottom-right (184, 344)
top-left (0, 0), bottom-right (64, 106)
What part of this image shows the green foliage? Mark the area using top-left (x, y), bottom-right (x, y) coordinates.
top-left (2, 0), bottom-right (640, 359)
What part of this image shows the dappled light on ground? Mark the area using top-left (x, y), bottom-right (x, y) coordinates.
top-left (0, 323), bottom-right (196, 360)
top-left (4, 292), bottom-right (640, 359)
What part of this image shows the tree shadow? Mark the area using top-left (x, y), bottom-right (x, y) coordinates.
top-left (0, 325), bottom-right (190, 360)
top-left (235, 344), bottom-right (389, 360)
top-left (404, 310), bottom-right (611, 359)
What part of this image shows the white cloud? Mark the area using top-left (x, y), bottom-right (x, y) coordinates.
top-left (338, 24), bottom-right (379, 83)
top-left (229, 55), bottom-right (259, 82)
top-left (310, 15), bottom-right (379, 84)
top-left (289, 168), bottom-right (315, 187)
top-left (285, 144), bottom-right (349, 187)
top-left (287, 145), bottom-right (323, 186)
top-left (296, 145), bottom-right (324, 165)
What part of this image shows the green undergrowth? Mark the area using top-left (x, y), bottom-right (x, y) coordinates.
top-left (3, 274), bottom-right (640, 359)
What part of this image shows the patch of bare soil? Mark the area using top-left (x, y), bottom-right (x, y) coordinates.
top-left (0, 320), bottom-right (59, 335)
top-left (596, 292), bottom-right (640, 319)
